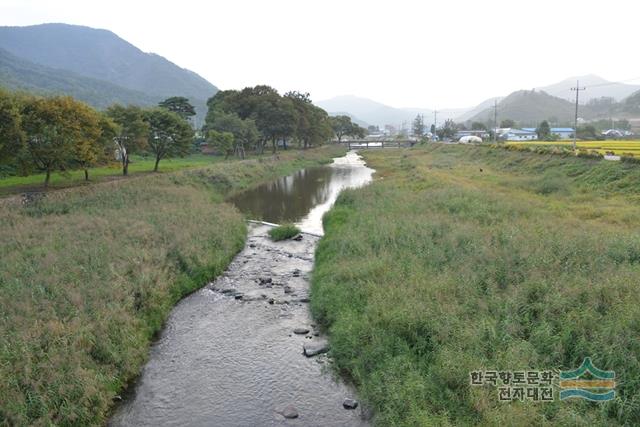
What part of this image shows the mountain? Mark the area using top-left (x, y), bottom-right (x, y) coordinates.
top-left (469, 90), bottom-right (581, 126)
top-left (456, 97), bottom-right (502, 122)
top-left (0, 47), bottom-right (157, 108)
top-left (316, 95), bottom-right (467, 127)
top-left (317, 95), bottom-right (411, 127)
top-left (0, 23), bottom-right (218, 123)
top-left (536, 75), bottom-right (640, 104)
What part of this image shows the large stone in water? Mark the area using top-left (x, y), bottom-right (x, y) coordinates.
top-left (303, 342), bottom-right (329, 357)
top-left (343, 398), bottom-right (358, 409)
top-left (293, 327), bottom-right (309, 335)
top-left (282, 405), bottom-right (298, 419)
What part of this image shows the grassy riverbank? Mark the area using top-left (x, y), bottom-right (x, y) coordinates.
top-left (312, 144), bottom-right (640, 426)
top-left (0, 145), bottom-right (344, 426)
top-left (0, 154), bottom-right (226, 196)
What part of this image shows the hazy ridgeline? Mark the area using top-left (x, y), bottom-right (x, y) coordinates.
top-left (312, 145), bottom-right (640, 426)
top-left (0, 146), bottom-right (344, 426)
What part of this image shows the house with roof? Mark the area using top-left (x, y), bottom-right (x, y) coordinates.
top-left (522, 127), bottom-right (575, 140)
top-left (501, 128), bottom-right (538, 141)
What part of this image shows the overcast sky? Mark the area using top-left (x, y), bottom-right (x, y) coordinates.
top-left (1, 0), bottom-right (639, 108)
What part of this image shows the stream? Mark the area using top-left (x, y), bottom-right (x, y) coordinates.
top-left (109, 151), bottom-right (374, 426)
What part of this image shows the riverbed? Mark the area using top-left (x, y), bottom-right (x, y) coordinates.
top-left (110, 151), bottom-right (373, 426)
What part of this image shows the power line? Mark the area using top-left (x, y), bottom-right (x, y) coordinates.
top-left (540, 75), bottom-right (640, 98)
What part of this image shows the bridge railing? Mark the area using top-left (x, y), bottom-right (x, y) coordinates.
top-left (341, 140), bottom-right (414, 149)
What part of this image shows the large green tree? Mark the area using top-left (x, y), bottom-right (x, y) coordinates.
top-left (208, 111), bottom-right (259, 159)
top-left (536, 120), bottom-right (551, 141)
top-left (159, 96), bottom-right (196, 121)
top-left (207, 129), bottom-right (235, 159)
top-left (436, 119), bottom-right (458, 140)
top-left (412, 114), bottom-right (425, 138)
top-left (21, 96), bottom-right (104, 187)
top-left (0, 89), bottom-right (25, 169)
top-left (144, 108), bottom-right (194, 171)
top-left (286, 91), bottom-right (332, 148)
top-left (106, 105), bottom-right (149, 176)
top-left (254, 93), bottom-right (297, 154)
top-left (69, 103), bottom-right (105, 181)
top-left (330, 115), bottom-right (355, 143)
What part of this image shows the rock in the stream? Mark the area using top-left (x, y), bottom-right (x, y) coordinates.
top-left (303, 342), bottom-right (329, 357)
top-left (282, 405), bottom-right (298, 419)
top-left (292, 269), bottom-right (301, 277)
top-left (234, 293), bottom-right (243, 300)
top-left (283, 285), bottom-right (293, 294)
top-left (258, 277), bottom-right (272, 285)
top-left (297, 297), bottom-right (310, 303)
top-left (343, 398), bottom-right (358, 409)
top-left (293, 234), bottom-right (303, 241)
top-left (293, 327), bottom-right (309, 335)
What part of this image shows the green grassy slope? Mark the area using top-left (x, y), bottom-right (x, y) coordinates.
top-left (0, 145), bottom-right (344, 426)
top-left (312, 144), bottom-right (640, 426)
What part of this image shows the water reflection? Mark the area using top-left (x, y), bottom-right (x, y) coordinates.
top-left (229, 151), bottom-right (373, 235)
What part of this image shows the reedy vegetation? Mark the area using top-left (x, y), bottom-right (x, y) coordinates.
top-left (0, 145), bottom-right (344, 426)
top-left (312, 144), bottom-right (640, 426)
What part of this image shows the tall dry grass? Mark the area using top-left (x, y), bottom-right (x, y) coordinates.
top-left (312, 144), bottom-right (640, 426)
top-left (0, 145), bottom-right (344, 426)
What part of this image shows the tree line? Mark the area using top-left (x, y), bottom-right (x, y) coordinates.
top-left (0, 89), bottom-right (196, 186)
top-left (204, 85), bottom-right (365, 157)
top-left (0, 85), bottom-right (364, 187)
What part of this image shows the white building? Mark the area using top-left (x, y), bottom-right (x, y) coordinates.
top-left (502, 128), bottom-right (538, 141)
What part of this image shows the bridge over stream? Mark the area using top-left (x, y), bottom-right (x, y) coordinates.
top-left (341, 140), bottom-right (415, 149)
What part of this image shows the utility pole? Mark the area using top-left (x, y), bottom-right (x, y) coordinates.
top-left (433, 109), bottom-right (438, 141)
top-left (493, 99), bottom-right (498, 143)
top-left (571, 80), bottom-right (586, 151)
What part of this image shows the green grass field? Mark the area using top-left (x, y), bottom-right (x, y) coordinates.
top-left (506, 140), bottom-right (640, 157)
top-left (312, 144), bottom-right (640, 426)
top-left (0, 145), bottom-right (345, 426)
top-left (0, 154), bottom-right (227, 196)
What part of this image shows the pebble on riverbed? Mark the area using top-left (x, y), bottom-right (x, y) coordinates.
top-left (343, 398), bottom-right (358, 409)
top-left (282, 405), bottom-right (299, 419)
top-left (293, 327), bottom-right (310, 334)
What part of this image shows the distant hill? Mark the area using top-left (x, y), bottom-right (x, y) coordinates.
top-left (537, 74), bottom-right (640, 104)
top-left (456, 97), bottom-right (502, 122)
top-left (0, 23), bottom-right (218, 123)
top-left (316, 95), bottom-right (465, 127)
top-left (469, 90), bottom-right (589, 126)
top-left (0, 47), bottom-right (158, 108)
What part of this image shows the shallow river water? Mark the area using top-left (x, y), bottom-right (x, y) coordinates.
top-left (109, 152), bottom-right (374, 426)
